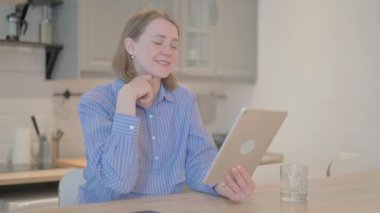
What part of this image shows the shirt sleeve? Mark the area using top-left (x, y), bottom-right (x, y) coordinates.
top-left (185, 94), bottom-right (219, 196)
top-left (78, 90), bottom-right (140, 194)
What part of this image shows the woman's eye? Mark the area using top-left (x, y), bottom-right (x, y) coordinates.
top-left (153, 41), bottom-right (163, 45)
top-left (171, 42), bottom-right (179, 49)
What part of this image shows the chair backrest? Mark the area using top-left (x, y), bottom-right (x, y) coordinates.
top-left (58, 168), bottom-right (85, 207)
top-left (327, 158), bottom-right (380, 177)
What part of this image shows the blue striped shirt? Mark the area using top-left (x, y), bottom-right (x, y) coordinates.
top-left (78, 79), bottom-right (218, 204)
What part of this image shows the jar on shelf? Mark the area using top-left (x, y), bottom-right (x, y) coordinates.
top-left (39, 5), bottom-right (52, 44)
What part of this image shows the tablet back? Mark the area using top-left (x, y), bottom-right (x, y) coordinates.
top-left (203, 108), bottom-right (287, 184)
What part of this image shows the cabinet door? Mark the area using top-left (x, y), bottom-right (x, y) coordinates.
top-left (141, 0), bottom-right (179, 18)
top-left (215, 0), bottom-right (257, 81)
top-left (179, 0), bottom-right (216, 76)
top-left (79, 0), bottom-right (141, 74)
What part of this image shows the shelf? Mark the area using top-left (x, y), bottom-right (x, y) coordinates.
top-left (0, 0), bottom-right (62, 6)
top-left (0, 40), bottom-right (63, 79)
top-left (0, 0), bottom-right (27, 5)
top-left (28, 0), bottom-right (63, 6)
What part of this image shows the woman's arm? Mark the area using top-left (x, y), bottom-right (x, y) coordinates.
top-left (79, 91), bottom-right (141, 194)
top-left (185, 94), bottom-right (218, 195)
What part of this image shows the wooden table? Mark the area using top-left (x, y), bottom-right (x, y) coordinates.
top-left (15, 170), bottom-right (380, 213)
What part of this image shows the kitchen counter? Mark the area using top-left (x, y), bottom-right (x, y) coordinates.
top-left (54, 152), bottom-right (283, 168)
top-left (53, 158), bottom-right (87, 168)
top-left (0, 153), bottom-right (283, 186)
top-left (0, 167), bottom-right (72, 186)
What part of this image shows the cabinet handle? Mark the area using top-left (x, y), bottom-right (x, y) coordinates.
top-left (53, 89), bottom-right (82, 99)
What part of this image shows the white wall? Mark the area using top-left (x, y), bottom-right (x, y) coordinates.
top-left (253, 0), bottom-right (380, 179)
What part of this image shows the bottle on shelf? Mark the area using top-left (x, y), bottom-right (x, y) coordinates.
top-left (39, 5), bottom-right (52, 44)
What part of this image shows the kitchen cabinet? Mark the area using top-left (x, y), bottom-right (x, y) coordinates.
top-left (214, 0), bottom-right (257, 82)
top-left (144, 0), bottom-right (257, 82)
top-left (52, 0), bottom-right (141, 79)
top-left (178, 0), bottom-right (216, 77)
top-left (78, 0), bottom-right (141, 77)
top-left (0, 182), bottom-right (58, 212)
top-left (52, 0), bottom-right (257, 82)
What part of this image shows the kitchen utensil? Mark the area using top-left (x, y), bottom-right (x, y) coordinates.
top-left (6, 14), bottom-right (28, 40)
top-left (50, 129), bottom-right (63, 160)
top-left (31, 115), bottom-right (53, 168)
top-left (31, 115), bottom-right (40, 137)
top-left (54, 129), bottom-right (64, 141)
top-left (5, 5), bottom-right (29, 41)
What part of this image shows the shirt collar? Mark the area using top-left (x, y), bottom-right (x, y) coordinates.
top-left (156, 82), bottom-right (175, 103)
top-left (113, 79), bottom-right (125, 93)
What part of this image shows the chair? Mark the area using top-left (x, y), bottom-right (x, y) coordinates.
top-left (327, 157), bottom-right (380, 177)
top-left (58, 168), bottom-right (85, 207)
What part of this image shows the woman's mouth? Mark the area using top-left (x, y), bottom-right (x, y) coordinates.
top-left (156, 60), bottom-right (170, 66)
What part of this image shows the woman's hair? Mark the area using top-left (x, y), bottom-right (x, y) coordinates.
top-left (112, 9), bottom-right (179, 91)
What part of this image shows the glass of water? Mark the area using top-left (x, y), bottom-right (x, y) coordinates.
top-left (280, 164), bottom-right (308, 202)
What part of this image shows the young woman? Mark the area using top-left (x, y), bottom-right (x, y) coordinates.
top-left (78, 9), bottom-right (254, 204)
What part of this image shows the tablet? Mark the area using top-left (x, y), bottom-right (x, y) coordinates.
top-left (203, 108), bottom-right (287, 184)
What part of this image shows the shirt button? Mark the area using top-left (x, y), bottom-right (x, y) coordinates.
top-left (149, 114), bottom-right (154, 119)
top-left (151, 136), bottom-right (156, 140)
top-left (129, 125), bottom-right (134, 130)
top-left (154, 156), bottom-right (159, 160)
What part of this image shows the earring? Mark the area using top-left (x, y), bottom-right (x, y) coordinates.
top-left (130, 55), bottom-right (135, 59)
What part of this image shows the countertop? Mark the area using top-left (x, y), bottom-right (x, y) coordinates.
top-left (53, 158), bottom-right (87, 168)
top-left (0, 167), bottom-right (72, 186)
top-left (53, 152), bottom-right (283, 168)
top-left (0, 153), bottom-right (283, 186)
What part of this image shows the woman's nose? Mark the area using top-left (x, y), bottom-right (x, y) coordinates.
top-left (161, 44), bottom-right (175, 55)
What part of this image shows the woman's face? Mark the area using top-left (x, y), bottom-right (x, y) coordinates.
top-left (126, 18), bottom-right (179, 78)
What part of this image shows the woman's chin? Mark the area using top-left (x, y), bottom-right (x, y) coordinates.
top-left (152, 70), bottom-right (172, 79)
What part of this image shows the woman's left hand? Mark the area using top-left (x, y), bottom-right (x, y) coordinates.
top-left (214, 165), bottom-right (255, 202)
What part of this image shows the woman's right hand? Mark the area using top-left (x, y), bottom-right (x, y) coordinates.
top-left (116, 75), bottom-right (154, 115)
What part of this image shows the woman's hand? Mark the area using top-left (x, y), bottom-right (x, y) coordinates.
top-left (116, 75), bottom-right (154, 115)
top-left (214, 166), bottom-right (255, 202)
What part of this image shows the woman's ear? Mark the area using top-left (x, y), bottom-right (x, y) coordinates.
top-left (124, 37), bottom-right (135, 55)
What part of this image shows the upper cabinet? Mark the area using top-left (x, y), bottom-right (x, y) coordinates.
top-left (52, 0), bottom-right (140, 79)
top-left (79, 0), bottom-right (140, 76)
top-left (52, 0), bottom-right (257, 82)
top-left (214, 0), bottom-right (257, 82)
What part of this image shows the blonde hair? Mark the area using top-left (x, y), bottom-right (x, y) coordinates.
top-left (112, 9), bottom-right (179, 91)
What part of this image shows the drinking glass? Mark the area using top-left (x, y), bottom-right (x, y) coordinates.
top-left (280, 164), bottom-right (308, 202)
